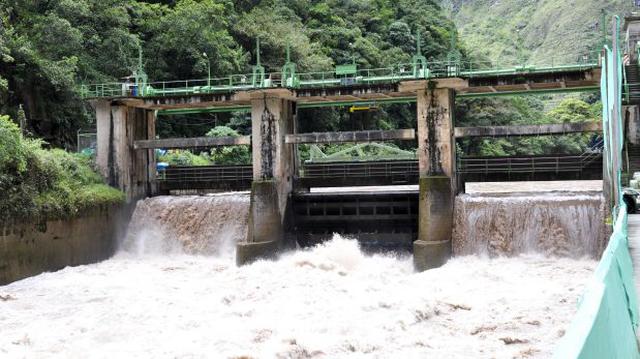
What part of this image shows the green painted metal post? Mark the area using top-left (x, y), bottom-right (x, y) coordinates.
top-left (602, 10), bottom-right (607, 50)
top-left (203, 52), bottom-right (211, 88)
top-left (256, 37), bottom-right (261, 68)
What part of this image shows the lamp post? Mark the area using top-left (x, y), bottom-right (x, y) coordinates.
top-left (203, 52), bottom-right (210, 87)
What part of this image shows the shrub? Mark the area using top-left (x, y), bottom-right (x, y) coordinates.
top-left (206, 126), bottom-right (251, 165)
top-left (159, 150), bottom-right (211, 166)
top-left (0, 115), bottom-right (124, 223)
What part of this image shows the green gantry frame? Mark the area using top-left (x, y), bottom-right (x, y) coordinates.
top-left (79, 29), bottom-right (602, 112)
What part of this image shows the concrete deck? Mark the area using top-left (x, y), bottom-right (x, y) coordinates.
top-left (627, 214), bottom-right (640, 309)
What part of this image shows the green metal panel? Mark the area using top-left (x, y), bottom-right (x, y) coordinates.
top-left (297, 97), bottom-right (416, 109)
top-left (78, 52), bottom-right (601, 99)
top-left (335, 64), bottom-right (357, 75)
top-left (157, 106), bottom-right (251, 116)
top-left (458, 86), bottom-right (599, 98)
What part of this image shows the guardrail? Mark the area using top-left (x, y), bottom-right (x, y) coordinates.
top-left (301, 160), bottom-right (418, 179)
top-left (158, 165), bottom-right (252, 182)
top-left (153, 153), bottom-right (602, 190)
top-left (79, 53), bottom-right (601, 99)
top-left (156, 165), bottom-right (253, 192)
top-left (554, 205), bottom-right (639, 358)
top-left (457, 154), bottom-right (602, 174)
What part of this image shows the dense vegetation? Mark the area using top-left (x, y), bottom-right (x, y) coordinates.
top-left (442, 0), bottom-right (634, 65)
top-left (457, 97), bottom-right (601, 157)
top-left (158, 125), bottom-right (251, 165)
top-left (0, 115), bottom-right (124, 223)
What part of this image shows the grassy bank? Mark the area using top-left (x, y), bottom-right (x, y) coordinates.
top-left (0, 115), bottom-right (124, 223)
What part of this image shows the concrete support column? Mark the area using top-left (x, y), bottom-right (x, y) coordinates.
top-left (94, 100), bottom-right (156, 202)
top-left (237, 90), bottom-right (295, 265)
top-left (414, 86), bottom-right (456, 271)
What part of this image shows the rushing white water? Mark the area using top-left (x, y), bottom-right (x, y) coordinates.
top-left (0, 246), bottom-right (594, 357)
top-left (122, 193), bottom-right (250, 258)
top-left (453, 189), bottom-right (605, 258)
top-left (0, 189), bottom-right (598, 358)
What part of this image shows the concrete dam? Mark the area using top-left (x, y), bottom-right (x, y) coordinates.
top-left (0, 183), bottom-right (600, 357)
top-left (5, 13), bottom-right (640, 358)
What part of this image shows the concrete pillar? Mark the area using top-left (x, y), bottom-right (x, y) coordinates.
top-left (236, 89), bottom-right (295, 265)
top-left (626, 106), bottom-right (639, 145)
top-left (94, 100), bottom-right (156, 202)
top-left (414, 86), bottom-right (455, 271)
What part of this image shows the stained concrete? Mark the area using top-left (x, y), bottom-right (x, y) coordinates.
top-left (0, 205), bottom-right (127, 285)
top-left (454, 122), bottom-right (602, 138)
top-left (285, 129), bottom-right (415, 144)
top-left (134, 135), bottom-right (250, 149)
top-left (417, 87), bottom-right (455, 178)
top-left (415, 86), bottom-right (455, 271)
top-left (237, 90), bottom-right (296, 265)
top-left (236, 240), bottom-right (281, 266)
top-left (413, 240), bottom-right (451, 271)
top-left (415, 176), bottom-right (453, 271)
top-left (94, 101), bottom-right (156, 201)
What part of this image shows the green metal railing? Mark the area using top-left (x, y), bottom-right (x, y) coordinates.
top-left (79, 51), bottom-right (601, 99)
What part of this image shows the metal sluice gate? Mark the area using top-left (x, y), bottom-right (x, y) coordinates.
top-left (290, 190), bottom-right (419, 251)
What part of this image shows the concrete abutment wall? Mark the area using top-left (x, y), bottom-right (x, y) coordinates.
top-left (0, 205), bottom-right (129, 285)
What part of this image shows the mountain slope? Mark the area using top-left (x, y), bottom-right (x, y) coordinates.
top-left (442, 0), bottom-right (635, 65)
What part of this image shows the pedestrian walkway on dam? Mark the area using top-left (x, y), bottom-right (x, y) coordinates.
top-left (628, 214), bottom-right (640, 318)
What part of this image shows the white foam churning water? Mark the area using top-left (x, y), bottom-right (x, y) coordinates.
top-left (0, 188), bottom-right (597, 358)
top-left (453, 191), bottom-right (605, 258)
top-left (123, 193), bottom-right (250, 258)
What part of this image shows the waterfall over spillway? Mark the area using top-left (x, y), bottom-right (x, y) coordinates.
top-left (122, 193), bottom-right (250, 257)
top-left (453, 190), bottom-right (605, 258)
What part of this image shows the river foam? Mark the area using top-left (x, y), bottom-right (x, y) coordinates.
top-left (0, 235), bottom-right (594, 358)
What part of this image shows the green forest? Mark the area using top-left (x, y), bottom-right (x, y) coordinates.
top-left (443, 0), bottom-right (633, 65)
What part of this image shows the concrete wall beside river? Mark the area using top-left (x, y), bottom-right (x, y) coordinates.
top-left (0, 205), bottom-right (128, 285)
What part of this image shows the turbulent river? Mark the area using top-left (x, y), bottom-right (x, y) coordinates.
top-left (0, 187), bottom-right (599, 358)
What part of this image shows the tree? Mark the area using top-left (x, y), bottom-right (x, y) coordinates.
top-left (206, 125), bottom-right (251, 165)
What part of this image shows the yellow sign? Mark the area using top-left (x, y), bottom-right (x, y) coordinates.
top-left (349, 105), bottom-right (378, 113)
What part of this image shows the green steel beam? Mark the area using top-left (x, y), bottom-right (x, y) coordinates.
top-left (297, 97), bottom-right (416, 109)
top-left (157, 105), bottom-right (251, 116)
top-left (457, 86), bottom-right (599, 98)
top-left (156, 84), bottom-right (600, 115)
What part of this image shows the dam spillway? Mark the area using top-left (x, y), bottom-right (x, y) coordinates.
top-left (453, 183), bottom-right (605, 259)
top-left (0, 182), bottom-right (603, 357)
top-left (123, 193), bottom-right (250, 257)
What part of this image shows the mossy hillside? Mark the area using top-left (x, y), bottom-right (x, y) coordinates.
top-left (0, 115), bottom-right (124, 223)
top-left (442, 0), bottom-right (634, 65)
